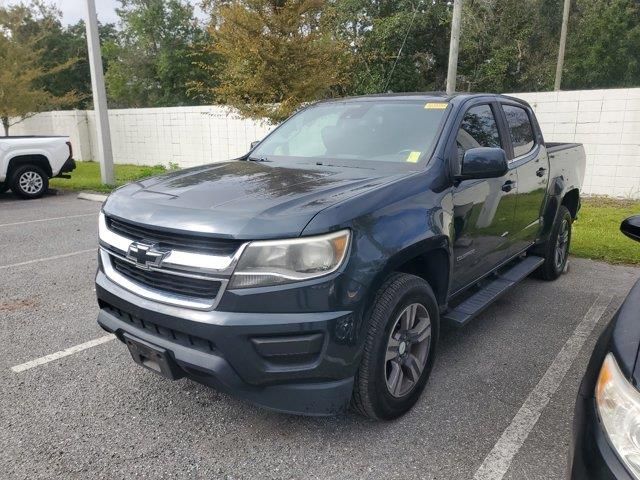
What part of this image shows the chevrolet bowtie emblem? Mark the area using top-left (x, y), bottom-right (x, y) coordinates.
top-left (126, 241), bottom-right (169, 270)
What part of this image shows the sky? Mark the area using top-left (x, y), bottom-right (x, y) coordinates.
top-left (1, 0), bottom-right (204, 26)
top-left (0, 0), bottom-right (120, 25)
top-left (55, 0), bottom-right (120, 25)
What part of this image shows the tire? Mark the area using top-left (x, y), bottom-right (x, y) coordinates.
top-left (351, 273), bottom-right (439, 420)
top-left (533, 205), bottom-right (572, 281)
top-left (10, 164), bottom-right (49, 199)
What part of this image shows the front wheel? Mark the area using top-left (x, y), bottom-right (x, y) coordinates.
top-left (534, 205), bottom-right (572, 280)
top-left (11, 165), bottom-right (49, 199)
top-left (351, 273), bottom-right (439, 420)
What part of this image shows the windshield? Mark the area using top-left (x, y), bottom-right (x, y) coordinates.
top-left (252, 100), bottom-right (448, 165)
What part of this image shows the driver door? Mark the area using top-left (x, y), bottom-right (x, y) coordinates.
top-left (450, 103), bottom-right (518, 293)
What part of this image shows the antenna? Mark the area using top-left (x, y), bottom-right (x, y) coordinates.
top-left (382, 1), bottom-right (423, 93)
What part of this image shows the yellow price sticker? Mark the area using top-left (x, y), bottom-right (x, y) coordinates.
top-left (406, 151), bottom-right (421, 163)
top-left (424, 102), bottom-right (448, 110)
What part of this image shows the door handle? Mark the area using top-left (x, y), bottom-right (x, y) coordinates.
top-left (501, 180), bottom-right (517, 193)
top-left (536, 167), bottom-right (547, 177)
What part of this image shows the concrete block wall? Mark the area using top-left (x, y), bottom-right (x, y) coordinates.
top-left (85, 106), bottom-right (272, 168)
top-left (6, 88), bottom-right (640, 198)
top-left (10, 106), bottom-right (273, 169)
top-left (510, 88), bottom-right (640, 198)
top-left (10, 110), bottom-right (92, 161)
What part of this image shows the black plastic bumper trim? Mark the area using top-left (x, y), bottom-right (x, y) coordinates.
top-left (97, 307), bottom-right (354, 416)
top-left (59, 157), bottom-right (76, 174)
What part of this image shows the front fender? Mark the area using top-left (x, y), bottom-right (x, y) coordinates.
top-left (309, 176), bottom-right (452, 334)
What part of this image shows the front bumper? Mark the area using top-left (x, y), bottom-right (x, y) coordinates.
top-left (96, 270), bottom-right (358, 415)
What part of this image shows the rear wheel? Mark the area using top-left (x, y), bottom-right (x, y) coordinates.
top-left (351, 273), bottom-right (438, 420)
top-left (11, 164), bottom-right (48, 199)
top-left (534, 205), bottom-right (572, 280)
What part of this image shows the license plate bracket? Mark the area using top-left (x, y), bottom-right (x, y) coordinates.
top-left (123, 333), bottom-right (183, 380)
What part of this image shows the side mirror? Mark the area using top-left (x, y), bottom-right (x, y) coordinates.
top-left (250, 140), bottom-right (260, 150)
top-left (457, 147), bottom-right (509, 181)
top-left (621, 215), bottom-right (640, 242)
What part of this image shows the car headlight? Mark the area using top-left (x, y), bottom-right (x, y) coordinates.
top-left (596, 353), bottom-right (640, 478)
top-left (229, 230), bottom-right (351, 288)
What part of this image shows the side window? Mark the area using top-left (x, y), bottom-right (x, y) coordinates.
top-left (502, 105), bottom-right (535, 158)
top-left (456, 105), bottom-right (501, 163)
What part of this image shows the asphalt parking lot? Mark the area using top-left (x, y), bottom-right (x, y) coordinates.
top-left (1, 191), bottom-right (638, 480)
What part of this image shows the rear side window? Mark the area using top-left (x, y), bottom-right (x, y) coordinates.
top-left (456, 105), bottom-right (501, 162)
top-left (502, 105), bottom-right (535, 158)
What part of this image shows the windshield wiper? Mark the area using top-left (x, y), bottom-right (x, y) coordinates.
top-left (248, 156), bottom-right (272, 162)
top-left (315, 161), bottom-right (370, 170)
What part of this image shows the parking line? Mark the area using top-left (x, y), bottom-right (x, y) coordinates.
top-left (0, 213), bottom-right (96, 228)
top-left (11, 335), bottom-right (116, 373)
top-left (0, 248), bottom-right (96, 270)
top-left (473, 293), bottom-right (614, 480)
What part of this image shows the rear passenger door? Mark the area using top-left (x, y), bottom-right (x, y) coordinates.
top-left (450, 102), bottom-right (518, 293)
top-left (499, 102), bottom-right (550, 253)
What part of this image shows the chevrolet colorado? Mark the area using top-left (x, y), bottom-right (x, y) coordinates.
top-left (0, 135), bottom-right (75, 199)
top-left (96, 93), bottom-right (586, 419)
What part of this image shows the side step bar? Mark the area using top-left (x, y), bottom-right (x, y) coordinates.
top-left (442, 255), bottom-right (544, 328)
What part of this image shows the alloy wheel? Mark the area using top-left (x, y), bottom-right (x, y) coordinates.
top-left (384, 303), bottom-right (432, 398)
top-left (18, 171), bottom-right (44, 195)
top-left (555, 218), bottom-right (569, 270)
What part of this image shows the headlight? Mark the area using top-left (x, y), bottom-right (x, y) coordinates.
top-left (229, 230), bottom-right (351, 288)
top-left (596, 353), bottom-right (640, 478)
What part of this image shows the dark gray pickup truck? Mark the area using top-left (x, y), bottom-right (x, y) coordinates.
top-left (96, 93), bottom-right (586, 419)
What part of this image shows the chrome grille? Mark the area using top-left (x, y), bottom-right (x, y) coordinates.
top-left (98, 212), bottom-right (245, 310)
top-left (106, 216), bottom-right (242, 255)
top-left (112, 257), bottom-right (222, 299)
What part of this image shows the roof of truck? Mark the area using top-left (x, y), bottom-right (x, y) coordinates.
top-left (316, 92), bottom-right (529, 105)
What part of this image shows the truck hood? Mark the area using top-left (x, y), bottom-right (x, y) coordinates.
top-left (103, 160), bottom-right (408, 239)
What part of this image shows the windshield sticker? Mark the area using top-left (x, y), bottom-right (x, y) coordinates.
top-left (406, 151), bottom-right (421, 163)
top-left (424, 102), bottom-right (448, 110)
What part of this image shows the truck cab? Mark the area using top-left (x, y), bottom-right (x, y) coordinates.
top-left (95, 93), bottom-right (586, 420)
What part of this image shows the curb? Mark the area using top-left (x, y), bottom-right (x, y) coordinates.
top-left (77, 192), bottom-right (108, 203)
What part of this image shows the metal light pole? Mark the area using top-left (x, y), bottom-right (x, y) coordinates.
top-left (84, 0), bottom-right (114, 185)
top-left (446, 0), bottom-right (463, 95)
top-left (554, 0), bottom-right (571, 91)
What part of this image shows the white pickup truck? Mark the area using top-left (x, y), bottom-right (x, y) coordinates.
top-left (0, 136), bottom-right (75, 199)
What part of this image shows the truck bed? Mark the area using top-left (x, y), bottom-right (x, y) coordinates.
top-left (546, 142), bottom-right (582, 154)
top-left (547, 142), bottom-right (586, 199)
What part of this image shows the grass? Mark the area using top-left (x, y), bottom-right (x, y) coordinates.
top-left (571, 196), bottom-right (640, 265)
top-left (51, 162), bottom-right (639, 264)
top-left (50, 161), bottom-right (168, 193)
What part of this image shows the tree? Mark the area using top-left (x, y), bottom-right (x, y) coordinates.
top-left (38, 20), bottom-right (118, 109)
top-left (0, 3), bottom-right (79, 135)
top-left (564, 0), bottom-right (640, 89)
top-left (104, 0), bottom-right (208, 108)
top-left (195, 0), bottom-right (349, 123)
top-left (335, 0), bottom-right (451, 95)
top-left (456, 0), bottom-right (561, 92)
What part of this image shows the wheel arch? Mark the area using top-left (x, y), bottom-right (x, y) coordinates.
top-left (561, 188), bottom-right (580, 220)
top-left (539, 177), bottom-right (581, 242)
top-left (7, 154), bottom-right (53, 180)
top-left (364, 236), bottom-right (451, 312)
top-left (395, 248), bottom-right (450, 307)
